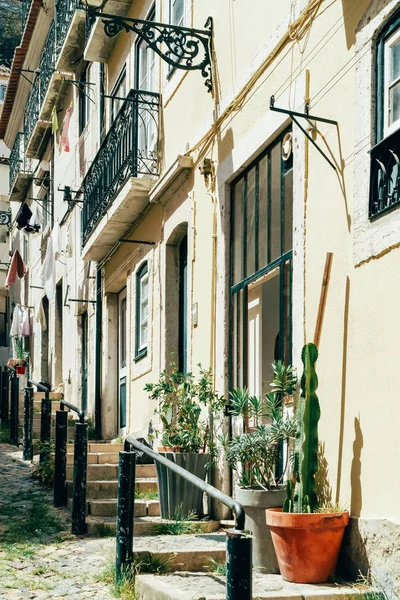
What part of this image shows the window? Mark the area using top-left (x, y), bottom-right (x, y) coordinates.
top-left (135, 10), bottom-right (158, 158)
top-left (110, 66), bottom-right (126, 125)
top-left (0, 85), bottom-right (6, 102)
top-left (384, 28), bottom-right (400, 137)
top-left (135, 262), bottom-right (149, 359)
top-left (79, 65), bottom-right (91, 135)
top-left (370, 10), bottom-right (400, 218)
top-left (230, 130), bottom-right (293, 394)
top-left (170, 0), bottom-right (184, 26)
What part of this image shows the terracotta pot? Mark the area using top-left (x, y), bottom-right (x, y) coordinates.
top-left (266, 508), bottom-right (349, 583)
top-left (15, 365), bottom-right (26, 375)
top-left (158, 445), bottom-right (182, 452)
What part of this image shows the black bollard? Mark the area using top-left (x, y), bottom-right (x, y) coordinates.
top-left (1, 369), bottom-right (9, 424)
top-left (54, 410), bottom-right (68, 507)
top-left (226, 529), bottom-right (252, 600)
top-left (116, 451), bottom-right (136, 582)
top-left (71, 422), bottom-right (88, 535)
top-left (40, 395), bottom-right (52, 466)
top-left (23, 386), bottom-right (33, 460)
top-left (10, 372), bottom-right (19, 445)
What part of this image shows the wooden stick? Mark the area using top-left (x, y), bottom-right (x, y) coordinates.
top-left (313, 252), bottom-right (333, 348)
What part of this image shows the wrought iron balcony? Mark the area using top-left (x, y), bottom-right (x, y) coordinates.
top-left (21, 0), bottom-right (31, 31)
top-left (369, 128), bottom-right (400, 218)
top-left (24, 21), bottom-right (56, 149)
top-left (55, 0), bottom-right (80, 55)
top-left (82, 89), bottom-right (160, 248)
top-left (9, 133), bottom-right (33, 201)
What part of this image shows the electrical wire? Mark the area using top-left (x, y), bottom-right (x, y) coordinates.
top-left (185, 0), bottom-right (325, 158)
top-left (273, 0), bottom-right (364, 103)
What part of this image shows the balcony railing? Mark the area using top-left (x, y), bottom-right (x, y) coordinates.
top-left (21, 0), bottom-right (31, 31)
top-left (9, 133), bottom-right (32, 193)
top-left (82, 89), bottom-right (160, 246)
top-left (369, 129), bottom-right (400, 218)
top-left (24, 21), bottom-right (56, 145)
top-left (55, 0), bottom-right (79, 55)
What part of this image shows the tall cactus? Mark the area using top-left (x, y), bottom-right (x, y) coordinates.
top-left (290, 343), bottom-right (320, 513)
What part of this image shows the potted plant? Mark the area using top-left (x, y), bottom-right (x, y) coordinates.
top-left (226, 361), bottom-right (297, 573)
top-left (145, 364), bottom-right (225, 520)
top-left (266, 343), bottom-right (349, 583)
top-left (8, 338), bottom-right (29, 374)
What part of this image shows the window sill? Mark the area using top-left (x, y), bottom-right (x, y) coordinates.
top-left (134, 348), bottom-right (147, 362)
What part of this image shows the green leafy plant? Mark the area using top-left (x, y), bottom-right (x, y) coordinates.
top-left (145, 363), bottom-right (225, 455)
top-left (0, 423), bottom-right (10, 443)
top-left (150, 504), bottom-right (207, 535)
top-left (283, 342), bottom-right (320, 513)
top-left (207, 557), bottom-right (227, 576)
top-left (14, 337), bottom-right (29, 363)
top-left (226, 361), bottom-right (297, 490)
top-left (31, 441), bottom-right (55, 487)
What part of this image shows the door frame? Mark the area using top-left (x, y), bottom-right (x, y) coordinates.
top-left (118, 287), bottom-right (128, 436)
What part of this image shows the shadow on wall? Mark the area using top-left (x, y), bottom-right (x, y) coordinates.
top-left (315, 442), bottom-right (332, 506)
top-left (337, 416), bottom-right (368, 580)
top-left (340, 0), bottom-right (372, 50)
top-left (350, 416), bottom-right (363, 518)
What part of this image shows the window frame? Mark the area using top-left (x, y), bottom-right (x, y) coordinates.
top-left (79, 65), bottom-right (91, 136)
top-left (229, 129), bottom-right (293, 391)
top-left (110, 65), bottom-right (127, 125)
top-left (169, 0), bottom-right (184, 27)
top-left (135, 261), bottom-right (149, 361)
top-left (375, 9), bottom-right (400, 143)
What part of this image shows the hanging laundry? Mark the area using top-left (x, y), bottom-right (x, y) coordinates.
top-left (52, 106), bottom-right (59, 134)
top-left (16, 203), bottom-right (33, 229)
top-left (5, 250), bottom-right (27, 288)
top-left (40, 222), bottom-right (60, 301)
top-left (60, 104), bottom-right (72, 152)
top-left (27, 202), bottom-right (42, 232)
top-left (21, 308), bottom-right (30, 337)
top-left (35, 298), bottom-right (47, 331)
top-left (41, 236), bottom-right (55, 301)
top-left (10, 305), bottom-right (23, 337)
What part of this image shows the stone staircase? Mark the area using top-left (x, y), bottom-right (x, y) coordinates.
top-left (66, 442), bottom-right (163, 535)
top-left (17, 391), bottom-right (76, 445)
top-left (65, 441), bottom-right (221, 537)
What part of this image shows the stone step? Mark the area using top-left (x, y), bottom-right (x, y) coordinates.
top-left (133, 533), bottom-right (226, 573)
top-left (67, 498), bottom-right (160, 517)
top-left (66, 459), bottom-right (156, 479)
top-left (135, 572), bottom-right (362, 600)
top-left (67, 464), bottom-right (118, 480)
top-left (83, 443), bottom-right (125, 453)
top-left (18, 400), bottom-right (63, 413)
top-left (18, 392), bottom-right (64, 401)
top-left (67, 478), bottom-right (158, 499)
top-left (86, 516), bottom-right (220, 537)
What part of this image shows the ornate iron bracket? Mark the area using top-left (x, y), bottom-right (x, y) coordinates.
top-left (86, 10), bottom-right (213, 92)
top-left (0, 209), bottom-right (11, 228)
top-left (270, 95), bottom-right (338, 171)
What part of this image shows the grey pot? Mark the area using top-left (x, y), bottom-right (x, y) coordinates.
top-left (235, 485), bottom-right (286, 574)
top-left (156, 452), bottom-right (209, 520)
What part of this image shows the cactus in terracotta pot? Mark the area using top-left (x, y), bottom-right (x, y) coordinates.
top-left (285, 342), bottom-right (320, 513)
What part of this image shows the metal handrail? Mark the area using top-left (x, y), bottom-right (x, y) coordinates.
top-left (28, 379), bottom-right (50, 393)
top-left (60, 400), bottom-right (85, 423)
top-left (125, 436), bottom-right (245, 530)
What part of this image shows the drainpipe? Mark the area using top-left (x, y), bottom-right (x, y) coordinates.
top-left (95, 267), bottom-right (102, 438)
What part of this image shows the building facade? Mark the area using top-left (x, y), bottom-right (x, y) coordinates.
top-left (1, 0), bottom-right (400, 591)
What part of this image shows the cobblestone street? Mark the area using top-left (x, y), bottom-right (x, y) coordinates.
top-left (0, 443), bottom-right (116, 600)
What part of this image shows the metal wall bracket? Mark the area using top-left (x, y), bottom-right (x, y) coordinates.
top-left (86, 10), bottom-right (213, 92)
top-left (269, 95), bottom-right (338, 171)
top-left (0, 209), bottom-right (11, 228)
